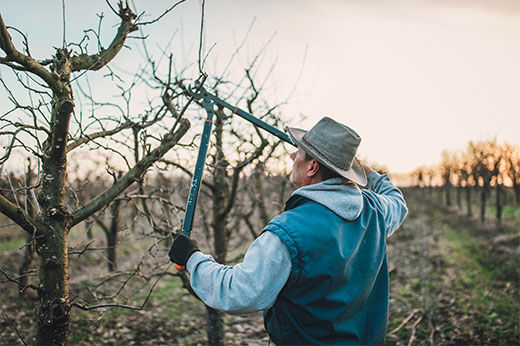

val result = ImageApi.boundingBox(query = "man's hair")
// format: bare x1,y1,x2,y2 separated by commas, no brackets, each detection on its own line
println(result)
303,152,341,181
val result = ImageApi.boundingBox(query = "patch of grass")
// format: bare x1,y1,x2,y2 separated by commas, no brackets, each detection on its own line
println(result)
0,237,26,251
486,204,520,228
68,311,104,345
438,217,520,343
503,205,520,228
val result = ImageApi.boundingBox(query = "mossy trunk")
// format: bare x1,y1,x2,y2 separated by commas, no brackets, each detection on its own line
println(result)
35,49,74,345
36,156,71,345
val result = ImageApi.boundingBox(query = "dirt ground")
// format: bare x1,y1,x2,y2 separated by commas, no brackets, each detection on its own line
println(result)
1,189,519,345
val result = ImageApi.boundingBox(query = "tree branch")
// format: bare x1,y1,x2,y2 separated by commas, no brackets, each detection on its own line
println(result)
66,121,132,152
0,194,38,235
222,138,268,217
70,118,190,227
160,158,215,190
70,2,138,72
0,14,58,90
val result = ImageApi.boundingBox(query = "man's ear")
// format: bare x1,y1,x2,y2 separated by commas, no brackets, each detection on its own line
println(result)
306,159,320,178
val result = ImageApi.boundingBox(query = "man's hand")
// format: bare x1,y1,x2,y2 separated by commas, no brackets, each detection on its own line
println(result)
169,234,200,267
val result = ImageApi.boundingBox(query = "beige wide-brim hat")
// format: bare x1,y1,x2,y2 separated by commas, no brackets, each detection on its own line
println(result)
286,116,367,186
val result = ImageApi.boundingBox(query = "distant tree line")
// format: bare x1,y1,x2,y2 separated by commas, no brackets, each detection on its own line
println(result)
409,139,519,230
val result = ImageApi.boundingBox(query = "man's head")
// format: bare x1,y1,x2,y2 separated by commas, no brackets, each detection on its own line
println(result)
287,116,367,188
289,148,341,187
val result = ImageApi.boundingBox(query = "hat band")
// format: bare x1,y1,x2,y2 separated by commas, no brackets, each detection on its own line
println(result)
302,135,354,171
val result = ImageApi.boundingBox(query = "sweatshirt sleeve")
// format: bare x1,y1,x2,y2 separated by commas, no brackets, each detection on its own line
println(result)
366,171,408,237
185,231,291,315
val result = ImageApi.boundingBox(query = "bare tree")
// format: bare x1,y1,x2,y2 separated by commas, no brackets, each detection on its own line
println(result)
160,61,290,343
194,75,286,345
439,150,456,207
0,2,192,344
503,142,520,206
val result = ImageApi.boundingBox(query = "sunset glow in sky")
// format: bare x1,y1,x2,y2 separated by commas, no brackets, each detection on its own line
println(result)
2,0,519,173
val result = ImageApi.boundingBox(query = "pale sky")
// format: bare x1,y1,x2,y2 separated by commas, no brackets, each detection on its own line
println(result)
1,0,519,173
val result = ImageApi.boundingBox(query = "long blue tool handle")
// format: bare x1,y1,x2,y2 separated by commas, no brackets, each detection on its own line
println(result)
206,93,295,146
181,101,214,238
176,82,295,270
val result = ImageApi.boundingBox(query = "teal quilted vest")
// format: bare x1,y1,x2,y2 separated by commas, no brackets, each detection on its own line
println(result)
263,194,389,345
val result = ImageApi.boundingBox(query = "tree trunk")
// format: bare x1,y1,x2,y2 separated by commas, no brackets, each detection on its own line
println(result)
212,113,229,265
456,185,462,209
207,112,227,345
480,185,487,223
206,306,225,345
253,165,270,225
277,178,287,214
106,229,118,272
107,192,122,271
18,232,34,296
35,222,70,345
444,182,451,207
35,49,74,345
495,183,503,231
465,186,472,216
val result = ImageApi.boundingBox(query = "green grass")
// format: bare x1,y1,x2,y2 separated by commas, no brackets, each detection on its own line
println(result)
0,237,26,251
484,204,520,227
68,313,104,345
439,219,519,343
502,205,520,228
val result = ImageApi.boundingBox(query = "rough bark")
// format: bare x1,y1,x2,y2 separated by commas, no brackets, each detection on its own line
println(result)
34,46,74,345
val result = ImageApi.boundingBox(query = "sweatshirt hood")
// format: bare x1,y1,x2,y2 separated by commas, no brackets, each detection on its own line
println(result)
291,177,363,221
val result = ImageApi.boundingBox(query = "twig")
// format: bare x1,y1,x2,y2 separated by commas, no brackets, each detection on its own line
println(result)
407,315,423,346
71,263,171,311
388,308,420,336
68,240,95,257
105,0,119,16
0,267,38,292
198,0,206,74
1,310,27,346
137,0,187,25
7,174,21,208
61,0,66,48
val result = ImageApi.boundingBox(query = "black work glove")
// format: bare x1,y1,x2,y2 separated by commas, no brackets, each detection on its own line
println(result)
169,234,200,267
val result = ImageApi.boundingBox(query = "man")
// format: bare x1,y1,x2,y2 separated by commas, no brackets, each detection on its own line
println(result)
169,116,408,345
